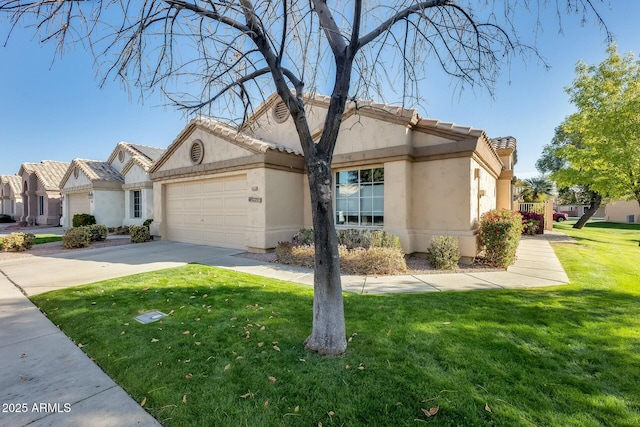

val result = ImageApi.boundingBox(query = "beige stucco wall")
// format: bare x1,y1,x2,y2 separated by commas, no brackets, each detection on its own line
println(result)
92,189,126,227
605,200,640,223
334,114,411,154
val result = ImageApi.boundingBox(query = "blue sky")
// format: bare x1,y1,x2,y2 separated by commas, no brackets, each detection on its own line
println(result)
1,2,638,179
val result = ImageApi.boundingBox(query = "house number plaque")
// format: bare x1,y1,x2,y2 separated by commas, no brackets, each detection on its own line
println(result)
248,197,263,203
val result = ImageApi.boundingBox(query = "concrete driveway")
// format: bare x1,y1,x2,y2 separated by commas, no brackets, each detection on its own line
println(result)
0,241,265,295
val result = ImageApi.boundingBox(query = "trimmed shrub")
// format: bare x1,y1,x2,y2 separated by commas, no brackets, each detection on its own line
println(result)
143,219,154,228
0,214,15,223
336,229,401,249
130,225,151,243
85,224,108,242
522,219,540,236
518,211,544,234
72,213,96,228
426,236,460,270
292,228,314,246
275,240,407,275
478,209,523,268
2,232,35,252
275,242,315,269
108,226,130,235
62,227,90,249
339,246,407,275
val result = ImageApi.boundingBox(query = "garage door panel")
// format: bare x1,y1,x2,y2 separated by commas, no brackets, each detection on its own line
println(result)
68,193,91,219
165,175,247,249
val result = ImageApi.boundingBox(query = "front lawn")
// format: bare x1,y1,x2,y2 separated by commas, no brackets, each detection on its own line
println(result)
31,222,640,426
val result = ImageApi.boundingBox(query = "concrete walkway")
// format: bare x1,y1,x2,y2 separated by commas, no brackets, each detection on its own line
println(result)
0,232,571,426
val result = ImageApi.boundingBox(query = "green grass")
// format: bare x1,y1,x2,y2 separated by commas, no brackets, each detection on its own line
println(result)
30,222,640,426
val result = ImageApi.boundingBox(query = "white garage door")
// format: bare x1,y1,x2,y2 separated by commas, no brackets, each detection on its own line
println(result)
165,175,247,249
68,193,91,220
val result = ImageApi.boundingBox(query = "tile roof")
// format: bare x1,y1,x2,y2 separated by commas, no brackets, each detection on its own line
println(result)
490,136,517,151
416,118,486,138
193,117,303,156
108,142,167,171
20,161,70,191
75,159,124,182
1,175,22,194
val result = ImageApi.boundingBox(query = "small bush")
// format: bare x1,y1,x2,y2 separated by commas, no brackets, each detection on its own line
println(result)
2,232,35,252
84,224,108,242
336,229,401,249
108,226,130,235
518,211,544,234
143,219,154,228
522,219,540,236
275,239,407,275
478,209,523,268
130,225,151,243
62,227,90,249
292,228,314,246
275,242,315,269
72,213,96,228
0,214,15,223
426,236,460,270
339,246,407,275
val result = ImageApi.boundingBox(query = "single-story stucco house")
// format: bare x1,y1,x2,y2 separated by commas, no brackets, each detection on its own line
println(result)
149,93,517,261
0,175,23,220
605,199,640,224
18,160,69,226
59,142,166,228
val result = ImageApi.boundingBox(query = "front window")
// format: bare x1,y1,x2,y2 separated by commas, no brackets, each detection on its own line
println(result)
335,167,384,227
38,196,45,215
132,190,142,218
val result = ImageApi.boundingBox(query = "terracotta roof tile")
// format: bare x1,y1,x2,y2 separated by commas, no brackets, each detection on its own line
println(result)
490,136,517,151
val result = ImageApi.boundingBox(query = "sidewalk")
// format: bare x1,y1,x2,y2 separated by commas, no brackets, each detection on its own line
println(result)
0,233,571,426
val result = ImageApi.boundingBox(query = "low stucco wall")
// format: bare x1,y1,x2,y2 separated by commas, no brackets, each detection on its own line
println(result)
605,200,640,223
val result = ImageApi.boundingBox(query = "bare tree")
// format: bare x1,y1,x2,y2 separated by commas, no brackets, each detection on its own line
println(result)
1,0,609,355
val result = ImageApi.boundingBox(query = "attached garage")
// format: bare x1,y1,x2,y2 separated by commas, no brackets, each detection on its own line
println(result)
67,192,91,219
164,175,248,249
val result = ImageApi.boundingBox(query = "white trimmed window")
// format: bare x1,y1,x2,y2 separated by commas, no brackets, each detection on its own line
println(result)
335,167,384,227
132,190,142,218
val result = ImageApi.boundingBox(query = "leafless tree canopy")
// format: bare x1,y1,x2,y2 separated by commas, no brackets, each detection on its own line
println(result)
1,0,608,123
0,0,610,355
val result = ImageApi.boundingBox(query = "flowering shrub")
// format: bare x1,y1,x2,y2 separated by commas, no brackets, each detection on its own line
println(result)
426,236,460,270
62,227,90,249
478,209,523,268
518,211,544,235
1,232,35,252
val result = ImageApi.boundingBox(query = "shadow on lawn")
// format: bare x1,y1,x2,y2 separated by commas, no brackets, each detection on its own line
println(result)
31,269,640,427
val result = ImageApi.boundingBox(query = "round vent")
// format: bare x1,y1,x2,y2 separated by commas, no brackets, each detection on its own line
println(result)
190,140,204,165
272,101,290,123
118,150,125,162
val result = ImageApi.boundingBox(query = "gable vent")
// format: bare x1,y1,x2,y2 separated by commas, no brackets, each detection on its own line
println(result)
190,140,204,165
272,101,290,123
118,150,125,162
73,166,79,179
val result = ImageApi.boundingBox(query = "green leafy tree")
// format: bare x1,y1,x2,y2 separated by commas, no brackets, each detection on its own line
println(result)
553,45,640,231
537,125,604,228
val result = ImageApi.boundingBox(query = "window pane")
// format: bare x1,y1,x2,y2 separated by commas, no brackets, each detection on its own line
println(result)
336,171,358,185
336,183,358,198
373,168,384,183
360,197,373,214
372,197,384,214
360,215,373,226
359,169,372,183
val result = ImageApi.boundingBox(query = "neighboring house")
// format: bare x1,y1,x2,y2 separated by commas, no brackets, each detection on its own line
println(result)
556,204,605,218
150,94,516,261
59,159,125,228
60,142,166,228
18,160,69,226
604,200,640,224
107,142,166,226
0,175,23,220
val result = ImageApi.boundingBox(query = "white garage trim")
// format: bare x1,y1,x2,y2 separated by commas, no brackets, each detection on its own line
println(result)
164,175,247,249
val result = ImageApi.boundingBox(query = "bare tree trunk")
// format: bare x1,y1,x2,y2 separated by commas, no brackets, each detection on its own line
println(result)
303,156,346,355
573,193,602,229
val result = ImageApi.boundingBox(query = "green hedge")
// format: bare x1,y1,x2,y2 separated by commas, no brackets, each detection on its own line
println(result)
62,227,90,249
426,236,460,270
478,209,523,268
130,225,151,243
72,213,96,228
